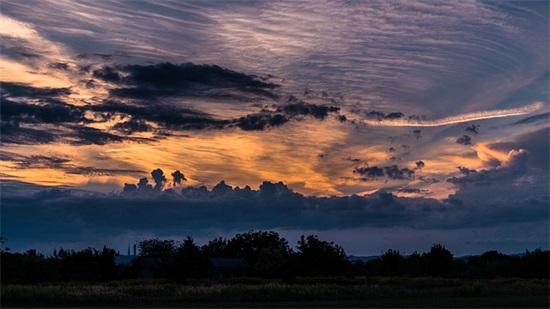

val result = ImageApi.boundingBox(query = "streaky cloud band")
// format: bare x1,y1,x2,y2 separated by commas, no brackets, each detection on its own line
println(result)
362,102,545,127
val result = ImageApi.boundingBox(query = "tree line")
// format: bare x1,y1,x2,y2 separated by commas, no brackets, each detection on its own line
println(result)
1,230,548,283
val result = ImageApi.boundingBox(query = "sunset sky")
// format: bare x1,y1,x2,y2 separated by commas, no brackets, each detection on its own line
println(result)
1,1,548,255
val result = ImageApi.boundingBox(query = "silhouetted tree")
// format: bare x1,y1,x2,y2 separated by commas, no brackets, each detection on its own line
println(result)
254,247,288,278
423,244,454,276
0,234,9,252
226,230,292,268
466,250,516,278
1,249,51,283
404,251,424,276
169,236,208,280
294,235,350,276
201,237,229,257
520,248,549,278
138,238,177,257
380,249,405,276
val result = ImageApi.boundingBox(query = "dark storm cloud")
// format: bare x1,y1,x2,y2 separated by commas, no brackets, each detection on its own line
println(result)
1,81,227,144
1,93,339,146
456,135,472,145
0,83,120,146
364,110,406,121
90,100,230,130
364,111,386,120
447,149,531,188
276,102,340,120
67,126,125,145
233,113,288,131
2,175,547,249
445,149,548,224
354,166,384,178
354,165,415,180
93,99,339,132
384,112,404,120
94,62,279,99
1,82,71,98
1,98,87,125
489,127,550,171
0,122,57,144
384,165,415,180
1,65,341,146
92,66,122,82
112,118,152,134
457,166,477,176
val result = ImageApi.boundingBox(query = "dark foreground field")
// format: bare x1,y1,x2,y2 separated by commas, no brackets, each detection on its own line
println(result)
2,277,548,308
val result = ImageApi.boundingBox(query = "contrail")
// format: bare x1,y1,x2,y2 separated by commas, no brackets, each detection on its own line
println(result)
362,102,545,127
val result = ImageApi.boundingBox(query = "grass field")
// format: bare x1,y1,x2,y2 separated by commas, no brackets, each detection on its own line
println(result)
2,277,548,308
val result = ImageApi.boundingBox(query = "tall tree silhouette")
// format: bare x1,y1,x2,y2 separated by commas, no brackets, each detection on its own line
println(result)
295,235,350,276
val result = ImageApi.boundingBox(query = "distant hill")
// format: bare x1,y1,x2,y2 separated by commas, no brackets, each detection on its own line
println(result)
349,253,528,263
347,255,379,263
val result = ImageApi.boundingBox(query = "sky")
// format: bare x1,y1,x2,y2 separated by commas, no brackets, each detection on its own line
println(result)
1,0,549,256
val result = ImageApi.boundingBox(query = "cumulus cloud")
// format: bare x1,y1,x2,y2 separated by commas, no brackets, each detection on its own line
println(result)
2,174,547,252
171,170,186,186
447,148,546,205
151,168,167,191
137,177,152,191
488,127,550,171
